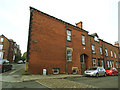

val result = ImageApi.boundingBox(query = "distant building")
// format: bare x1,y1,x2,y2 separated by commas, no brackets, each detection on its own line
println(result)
0,34,21,63
27,7,120,74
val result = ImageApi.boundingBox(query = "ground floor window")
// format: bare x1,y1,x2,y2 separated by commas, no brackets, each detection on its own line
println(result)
67,48,73,62
110,60,112,67
92,58,96,67
72,67,78,74
112,60,114,67
0,52,3,59
106,60,109,67
119,62,120,68
116,61,118,68
52,68,60,74
101,60,104,67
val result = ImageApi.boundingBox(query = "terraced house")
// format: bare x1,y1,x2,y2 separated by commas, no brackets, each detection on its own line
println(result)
27,7,120,75
0,35,21,63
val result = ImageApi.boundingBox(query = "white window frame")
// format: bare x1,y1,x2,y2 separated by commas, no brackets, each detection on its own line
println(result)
94,36,99,42
105,48,108,56
0,38,4,42
101,60,104,67
111,50,113,57
110,61,112,67
67,30,71,41
112,61,114,67
0,45,3,50
114,52,116,58
92,58,96,67
82,35,85,45
0,52,3,59
92,45,95,54
53,68,59,74
67,48,72,61
107,60,109,67
116,61,118,68
100,47,102,55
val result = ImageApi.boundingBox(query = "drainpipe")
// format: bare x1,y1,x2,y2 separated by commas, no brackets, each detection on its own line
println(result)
65,24,68,74
101,40,106,68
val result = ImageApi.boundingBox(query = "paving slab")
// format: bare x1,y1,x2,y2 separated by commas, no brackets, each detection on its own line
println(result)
36,78,96,88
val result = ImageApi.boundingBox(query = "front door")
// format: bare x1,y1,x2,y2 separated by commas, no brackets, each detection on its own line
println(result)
80,54,86,75
98,59,100,67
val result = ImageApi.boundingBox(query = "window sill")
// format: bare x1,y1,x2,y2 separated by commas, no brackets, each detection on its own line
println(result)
92,52,96,55
67,60,72,62
82,44,86,46
67,40,72,42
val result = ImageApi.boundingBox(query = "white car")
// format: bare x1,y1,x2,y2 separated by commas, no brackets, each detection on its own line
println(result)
17,60,23,64
84,67,106,77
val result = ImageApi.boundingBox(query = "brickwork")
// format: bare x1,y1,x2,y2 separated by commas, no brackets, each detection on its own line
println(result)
0,35,21,63
27,7,119,75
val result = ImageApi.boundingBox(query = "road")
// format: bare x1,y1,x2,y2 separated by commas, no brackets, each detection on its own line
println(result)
66,75,118,88
1,64,49,89
0,64,119,89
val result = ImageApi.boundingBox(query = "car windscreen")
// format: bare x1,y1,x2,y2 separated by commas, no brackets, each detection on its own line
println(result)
88,67,97,70
105,68,112,70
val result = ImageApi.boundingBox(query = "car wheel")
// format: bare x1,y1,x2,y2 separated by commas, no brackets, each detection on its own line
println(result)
3,69,6,72
96,73,99,78
112,73,114,76
104,73,106,77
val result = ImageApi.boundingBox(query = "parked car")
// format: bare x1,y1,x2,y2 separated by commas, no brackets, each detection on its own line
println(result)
0,59,12,73
105,68,118,76
17,60,23,64
84,67,106,77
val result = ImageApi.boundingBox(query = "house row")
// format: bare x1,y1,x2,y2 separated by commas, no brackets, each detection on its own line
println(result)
27,7,120,75
0,34,21,63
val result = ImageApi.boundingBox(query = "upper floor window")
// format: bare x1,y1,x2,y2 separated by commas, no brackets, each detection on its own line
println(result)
92,44,95,54
100,47,102,55
92,58,96,67
0,38,4,42
111,50,113,57
94,36,99,42
0,44,3,50
67,30,71,41
105,48,108,56
82,35,85,45
114,52,116,58
67,48,72,61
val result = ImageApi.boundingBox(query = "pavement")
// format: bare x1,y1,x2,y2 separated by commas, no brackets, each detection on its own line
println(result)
0,64,97,88
0,74,83,82
0,74,96,88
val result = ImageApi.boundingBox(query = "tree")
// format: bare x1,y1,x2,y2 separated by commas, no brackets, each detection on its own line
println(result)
21,52,27,62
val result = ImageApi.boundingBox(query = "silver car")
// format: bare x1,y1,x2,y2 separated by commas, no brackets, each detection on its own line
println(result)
84,67,106,77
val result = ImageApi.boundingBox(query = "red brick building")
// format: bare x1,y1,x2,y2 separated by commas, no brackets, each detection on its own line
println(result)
0,35,21,63
27,7,120,74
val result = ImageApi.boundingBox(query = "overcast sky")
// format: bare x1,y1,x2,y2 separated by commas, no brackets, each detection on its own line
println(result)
0,0,119,54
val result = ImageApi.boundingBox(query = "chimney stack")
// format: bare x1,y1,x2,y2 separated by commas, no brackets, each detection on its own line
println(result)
114,41,119,47
76,21,83,29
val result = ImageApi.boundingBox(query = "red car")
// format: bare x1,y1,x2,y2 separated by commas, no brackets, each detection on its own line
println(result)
105,68,118,76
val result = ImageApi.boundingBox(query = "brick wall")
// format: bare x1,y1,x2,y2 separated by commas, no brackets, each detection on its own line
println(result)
27,7,119,75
